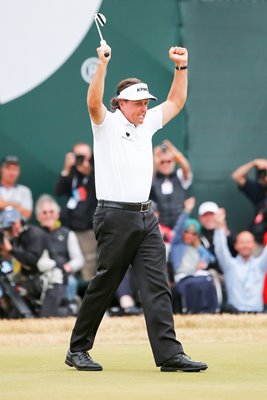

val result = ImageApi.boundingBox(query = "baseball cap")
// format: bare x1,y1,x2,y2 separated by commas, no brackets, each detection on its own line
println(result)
184,218,201,234
117,83,157,101
198,201,219,216
0,207,21,229
1,155,20,166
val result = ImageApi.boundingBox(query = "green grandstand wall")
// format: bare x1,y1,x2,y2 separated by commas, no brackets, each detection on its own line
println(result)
1,0,267,231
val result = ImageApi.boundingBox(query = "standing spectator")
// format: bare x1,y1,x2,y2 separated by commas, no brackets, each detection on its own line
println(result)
214,208,267,313
55,143,98,281
150,139,192,229
232,158,267,243
0,155,33,220
35,194,84,308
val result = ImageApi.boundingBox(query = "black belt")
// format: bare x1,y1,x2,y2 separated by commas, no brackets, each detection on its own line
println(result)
97,200,152,212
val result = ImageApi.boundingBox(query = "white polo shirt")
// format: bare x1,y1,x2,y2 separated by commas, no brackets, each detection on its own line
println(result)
0,184,33,213
91,106,162,202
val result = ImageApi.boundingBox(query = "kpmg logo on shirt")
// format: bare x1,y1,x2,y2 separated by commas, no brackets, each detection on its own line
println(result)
122,132,133,142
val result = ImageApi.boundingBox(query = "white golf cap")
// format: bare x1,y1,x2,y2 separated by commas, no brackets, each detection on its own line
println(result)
117,83,157,101
198,201,219,216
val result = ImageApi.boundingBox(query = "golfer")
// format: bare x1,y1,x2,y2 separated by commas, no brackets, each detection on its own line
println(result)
65,42,208,372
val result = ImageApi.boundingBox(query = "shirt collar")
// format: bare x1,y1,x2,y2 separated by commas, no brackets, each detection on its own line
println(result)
114,109,136,128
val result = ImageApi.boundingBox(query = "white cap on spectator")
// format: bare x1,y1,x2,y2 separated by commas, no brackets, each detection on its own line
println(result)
198,201,219,216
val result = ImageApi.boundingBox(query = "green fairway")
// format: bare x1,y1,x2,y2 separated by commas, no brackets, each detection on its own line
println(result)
1,315,267,400
1,341,267,400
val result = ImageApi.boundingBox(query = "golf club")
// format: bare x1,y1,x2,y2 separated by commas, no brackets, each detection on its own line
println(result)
94,13,109,57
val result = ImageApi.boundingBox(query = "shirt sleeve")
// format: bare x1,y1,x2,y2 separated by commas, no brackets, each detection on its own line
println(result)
257,245,267,273
177,168,193,190
19,186,33,212
214,228,235,272
67,231,85,272
146,105,163,135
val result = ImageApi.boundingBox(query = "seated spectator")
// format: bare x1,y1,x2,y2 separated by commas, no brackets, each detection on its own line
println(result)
169,197,220,314
55,143,98,282
35,194,84,312
232,158,267,244
0,155,33,220
0,207,65,317
214,208,267,313
150,140,193,229
108,267,143,316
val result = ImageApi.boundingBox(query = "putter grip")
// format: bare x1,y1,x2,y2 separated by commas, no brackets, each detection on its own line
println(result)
100,39,110,57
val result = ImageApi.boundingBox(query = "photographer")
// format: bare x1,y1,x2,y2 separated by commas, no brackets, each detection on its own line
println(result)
150,139,193,229
55,143,98,282
232,158,267,244
0,207,65,317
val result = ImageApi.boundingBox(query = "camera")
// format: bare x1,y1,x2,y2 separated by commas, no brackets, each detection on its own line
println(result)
75,154,85,166
160,143,168,153
0,225,13,246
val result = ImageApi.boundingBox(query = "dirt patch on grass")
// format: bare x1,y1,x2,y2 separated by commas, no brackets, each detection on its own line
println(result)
0,314,267,346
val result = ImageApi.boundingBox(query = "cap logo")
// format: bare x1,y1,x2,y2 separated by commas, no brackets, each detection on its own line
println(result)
137,87,148,92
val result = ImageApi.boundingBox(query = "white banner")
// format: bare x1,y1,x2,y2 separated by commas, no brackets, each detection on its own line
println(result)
0,0,102,104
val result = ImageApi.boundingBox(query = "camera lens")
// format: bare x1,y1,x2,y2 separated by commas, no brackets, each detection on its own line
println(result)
75,154,85,166
160,143,168,153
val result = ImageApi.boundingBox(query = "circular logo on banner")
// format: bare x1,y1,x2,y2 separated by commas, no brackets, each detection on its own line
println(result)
0,0,103,104
81,58,99,84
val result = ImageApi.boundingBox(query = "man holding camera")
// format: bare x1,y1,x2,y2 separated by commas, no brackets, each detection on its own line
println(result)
55,143,98,281
232,158,267,244
0,207,64,317
150,139,192,229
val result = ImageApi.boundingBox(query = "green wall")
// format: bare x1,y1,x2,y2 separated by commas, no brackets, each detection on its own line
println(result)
1,0,267,231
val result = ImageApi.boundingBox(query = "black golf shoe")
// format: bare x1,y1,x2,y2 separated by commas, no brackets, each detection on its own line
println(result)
65,349,103,371
160,353,208,372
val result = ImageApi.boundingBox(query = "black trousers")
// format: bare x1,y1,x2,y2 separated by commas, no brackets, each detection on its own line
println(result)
69,205,183,366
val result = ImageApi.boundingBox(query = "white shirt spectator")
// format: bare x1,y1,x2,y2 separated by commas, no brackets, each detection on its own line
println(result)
214,228,267,312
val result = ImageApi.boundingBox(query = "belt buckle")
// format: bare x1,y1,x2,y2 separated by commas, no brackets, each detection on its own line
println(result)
140,202,149,212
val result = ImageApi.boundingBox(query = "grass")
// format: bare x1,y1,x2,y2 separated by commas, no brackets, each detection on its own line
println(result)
1,314,267,400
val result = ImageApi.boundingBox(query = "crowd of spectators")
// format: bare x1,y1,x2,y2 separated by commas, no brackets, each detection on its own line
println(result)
0,145,267,318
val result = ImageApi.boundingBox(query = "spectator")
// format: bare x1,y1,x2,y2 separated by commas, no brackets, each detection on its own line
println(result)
108,267,143,316
0,155,33,220
35,194,84,310
214,208,267,313
232,158,267,243
0,207,65,317
150,139,192,229
55,143,98,281
198,201,236,280
169,197,220,314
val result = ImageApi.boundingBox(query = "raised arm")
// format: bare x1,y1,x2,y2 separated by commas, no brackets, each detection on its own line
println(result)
161,46,188,126
232,159,267,186
87,43,111,124
213,209,234,272
163,139,191,181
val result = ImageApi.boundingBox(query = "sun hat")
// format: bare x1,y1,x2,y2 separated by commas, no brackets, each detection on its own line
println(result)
117,83,157,101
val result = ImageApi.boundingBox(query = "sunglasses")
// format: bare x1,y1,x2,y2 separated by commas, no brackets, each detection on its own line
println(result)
41,210,56,215
160,160,172,165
